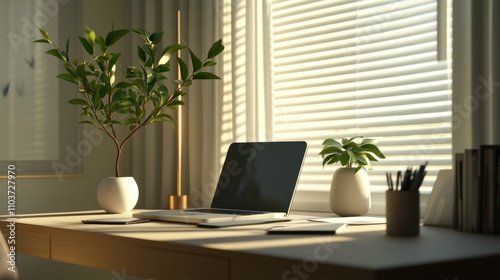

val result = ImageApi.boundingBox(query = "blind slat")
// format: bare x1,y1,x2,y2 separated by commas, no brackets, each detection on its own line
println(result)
271,0,453,195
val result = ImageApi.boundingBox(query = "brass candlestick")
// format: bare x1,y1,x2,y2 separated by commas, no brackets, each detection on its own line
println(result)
168,194,189,210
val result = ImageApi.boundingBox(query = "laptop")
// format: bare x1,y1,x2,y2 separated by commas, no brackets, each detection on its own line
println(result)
133,141,307,224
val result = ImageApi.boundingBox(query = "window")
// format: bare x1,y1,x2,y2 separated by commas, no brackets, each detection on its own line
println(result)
0,0,81,177
220,0,453,214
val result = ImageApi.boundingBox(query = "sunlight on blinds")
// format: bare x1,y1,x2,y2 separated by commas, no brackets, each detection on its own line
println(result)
272,0,453,193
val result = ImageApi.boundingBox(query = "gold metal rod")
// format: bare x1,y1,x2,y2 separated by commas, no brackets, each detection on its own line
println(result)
176,9,182,197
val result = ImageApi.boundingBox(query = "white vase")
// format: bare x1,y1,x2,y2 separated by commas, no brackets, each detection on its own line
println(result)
97,177,139,214
329,168,371,216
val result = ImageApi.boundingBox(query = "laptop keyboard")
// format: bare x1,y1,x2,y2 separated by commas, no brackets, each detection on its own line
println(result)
184,208,266,215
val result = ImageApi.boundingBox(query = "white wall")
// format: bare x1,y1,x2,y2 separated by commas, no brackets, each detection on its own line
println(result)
0,0,148,279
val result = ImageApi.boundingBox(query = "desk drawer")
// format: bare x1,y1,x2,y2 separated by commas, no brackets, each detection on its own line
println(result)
51,232,229,280
17,230,50,258
1,227,50,259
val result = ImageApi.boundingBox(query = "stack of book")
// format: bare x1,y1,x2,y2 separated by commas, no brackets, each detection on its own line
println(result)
454,145,500,234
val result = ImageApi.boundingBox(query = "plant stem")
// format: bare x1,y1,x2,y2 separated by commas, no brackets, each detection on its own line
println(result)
115,144,122,177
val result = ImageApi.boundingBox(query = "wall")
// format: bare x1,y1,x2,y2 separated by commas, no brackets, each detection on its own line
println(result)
0,0,146,279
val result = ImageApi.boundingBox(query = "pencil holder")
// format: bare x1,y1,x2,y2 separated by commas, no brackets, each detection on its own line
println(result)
386,190,420,236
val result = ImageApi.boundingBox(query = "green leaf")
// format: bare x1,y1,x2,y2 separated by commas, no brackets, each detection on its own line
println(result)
78,36,94,55
103,119,121,126
78,120,96,126
193,72,220,80
45,49,65,61
106,29,130,46
361,138,377,145
149,31,164,44
155,113,173,120
136,107,145,119
65,35,71,55
122,118,137,126
98,85,108,98
108,53,121,71
347,136,363,143
111,89,126,102
137,45,146,63
78,121,95,126
189,48,202,72
57,73,78,84
159,44,186,65
132,28,149,42
143,44,156,67
68,98,90,106
114,82,133,89
137,95,145,106
167,100,185,109
322,138,342,148
155,64,170,73
346,141,360,149
84,26,96,44
357,153,369,165
319,146,343,155
38,27,51,41
207,39,224,58
178,57,188,80
362,144,386,158
361,151,378,161
95,35,106,53
145,68,157,84
322,154,340,166
75,64,87,79
339,151,350,166
347,148,358,164
157,84,168,94
149,118,163,124
150,113,174,124
92,91,101,108
131,79,145,91
118,100,134,107
34,38,51,44
80,108,94,117
126,66,141,78
203,61,217,67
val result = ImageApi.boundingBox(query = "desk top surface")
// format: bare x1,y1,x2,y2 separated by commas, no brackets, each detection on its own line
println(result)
4,210,500,272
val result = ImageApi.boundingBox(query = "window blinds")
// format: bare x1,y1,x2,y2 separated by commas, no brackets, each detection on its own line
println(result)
271,0,452,194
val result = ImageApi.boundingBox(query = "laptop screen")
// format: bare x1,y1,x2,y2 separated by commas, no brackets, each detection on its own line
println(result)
210,141,307,213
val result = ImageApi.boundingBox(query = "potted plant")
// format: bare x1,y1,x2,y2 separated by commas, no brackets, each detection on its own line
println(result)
319,136,385,216
36,26,224,213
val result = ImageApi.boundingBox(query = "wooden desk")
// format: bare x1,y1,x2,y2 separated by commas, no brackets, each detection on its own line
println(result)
2,211,500,280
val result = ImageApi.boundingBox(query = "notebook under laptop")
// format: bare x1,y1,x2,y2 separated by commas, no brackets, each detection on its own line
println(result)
133,141,307,224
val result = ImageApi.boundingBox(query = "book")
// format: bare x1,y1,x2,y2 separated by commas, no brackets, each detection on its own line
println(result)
480,145,498,234
464,149,481,232
454,153,464,231
494,150,500,234
454,146,500,235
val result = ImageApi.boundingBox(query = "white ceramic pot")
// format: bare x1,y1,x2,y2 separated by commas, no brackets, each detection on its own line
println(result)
329,168,371,216
97,177,139,214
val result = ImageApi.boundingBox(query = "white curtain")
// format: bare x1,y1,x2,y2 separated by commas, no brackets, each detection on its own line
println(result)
185,0,274,205
126,0,224,209
452,0,500,152
222,0,274,142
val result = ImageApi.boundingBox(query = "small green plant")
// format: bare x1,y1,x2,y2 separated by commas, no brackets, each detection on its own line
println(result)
36,26,224,177
319,136,386,173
